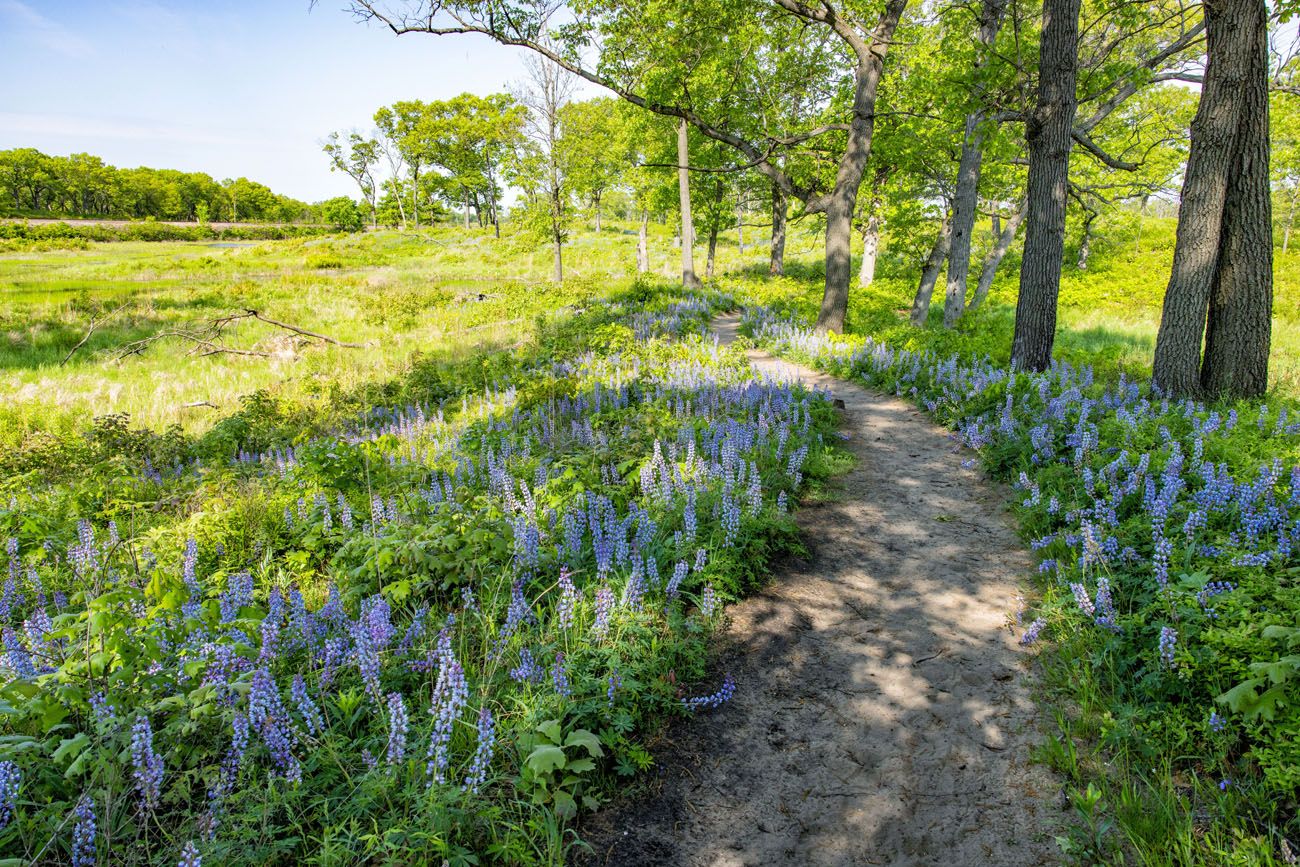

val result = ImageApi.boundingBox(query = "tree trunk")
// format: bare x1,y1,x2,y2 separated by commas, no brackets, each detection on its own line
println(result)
1200,0,1272,398
677,120,702,289
1283,185,1297,253
594,195,602,232
858,212,881,287
707,223,719,278
910,212,952,327
1153,0,1271,399
968,200,1026,314
992,211,1001,237
770,181,787,276
637,209,650,272
412,165,420,229
1076,208,1096,269
553,236,564,282
814,0,908,334
464,190,470,229
1010,0,1080,371
942,0,1010,329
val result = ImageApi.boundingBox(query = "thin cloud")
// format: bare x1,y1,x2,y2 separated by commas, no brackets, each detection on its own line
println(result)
0,0,96,59
0,112,268,149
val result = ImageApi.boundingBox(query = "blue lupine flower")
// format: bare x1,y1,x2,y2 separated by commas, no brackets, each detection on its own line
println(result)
0,761,19,831
1019,618,1046,646
551,653,571,698
71,794,96,867
555,568,577,630
130,715,164,811
426,656,468,785
386,692,409,765
592,585,614,638
1159,626,1178,668
178,841,201,867
463,705,496,794
1209,711,1227,733
682,673,736,711
290,674,325,736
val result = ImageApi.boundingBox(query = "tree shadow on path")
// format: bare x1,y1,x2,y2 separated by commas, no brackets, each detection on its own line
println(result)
578,313,1061,867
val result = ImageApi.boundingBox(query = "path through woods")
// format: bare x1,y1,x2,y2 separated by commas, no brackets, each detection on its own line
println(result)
580,313,1060,866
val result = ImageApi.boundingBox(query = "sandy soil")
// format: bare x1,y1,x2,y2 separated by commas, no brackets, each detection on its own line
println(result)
579,313,1061,866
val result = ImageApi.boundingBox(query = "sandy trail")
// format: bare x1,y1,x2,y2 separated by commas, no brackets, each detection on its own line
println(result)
580,313,1060,866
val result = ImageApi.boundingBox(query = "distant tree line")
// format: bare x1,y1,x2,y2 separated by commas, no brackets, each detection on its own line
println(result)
0,148,315,223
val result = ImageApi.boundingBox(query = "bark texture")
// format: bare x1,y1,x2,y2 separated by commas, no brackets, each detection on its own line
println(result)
910,212,952,327
1010,0,1080,371
1153,0,1272,399
859,212,881,287
770,182,787,276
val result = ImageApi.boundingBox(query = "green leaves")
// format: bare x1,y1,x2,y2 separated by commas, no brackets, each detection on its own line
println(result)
517,720,606,819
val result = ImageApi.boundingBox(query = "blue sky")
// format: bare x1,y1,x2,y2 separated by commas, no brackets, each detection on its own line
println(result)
0,1,552,201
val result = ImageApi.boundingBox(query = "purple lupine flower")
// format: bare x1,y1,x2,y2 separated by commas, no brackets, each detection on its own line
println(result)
551,653,571,698
1209,711,1227,733
130,715,164,811
592,585,614,638
667,561,688,599
290,674,324,736
1019,618,1047,646
694,548,707,572
1069,583,1095,617
0,761,19,831
217,712,250,797
177,841,201,867
682,673,736,711
350,618,382,698
71,794,96,867
700,583,719,618
2,628,35,678
463,706,496,794
509,648,543,684
1159,626,1178,668
426,657,468,785
249,668,301,783
555,568,578,630
364,596,396,648
361,749,379,772
386,692,409,765
607,670,622,707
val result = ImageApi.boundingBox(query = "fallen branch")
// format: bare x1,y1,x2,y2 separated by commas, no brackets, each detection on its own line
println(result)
113,308,363,360
61,303,130,366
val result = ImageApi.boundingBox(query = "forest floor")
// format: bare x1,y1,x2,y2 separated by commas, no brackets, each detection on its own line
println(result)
580,312,1061,866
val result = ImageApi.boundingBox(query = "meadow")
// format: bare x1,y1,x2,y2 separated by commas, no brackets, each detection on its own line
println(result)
0,215,1298,864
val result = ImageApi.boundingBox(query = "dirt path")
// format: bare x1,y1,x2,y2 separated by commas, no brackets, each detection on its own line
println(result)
580,313,1060,866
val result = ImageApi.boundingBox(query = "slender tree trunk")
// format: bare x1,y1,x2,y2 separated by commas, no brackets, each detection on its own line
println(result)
1076,208,1096,269
968,200,1026,314
1283,185,1298,253
942,0,1010,329
910,212,952,326
637,209,649,272
1201,0,1272,398
859,212,882,287
412,165,420,229
992,211,1001,237
553,235,564,282
677,120,703,288
1134,194,1148,253
1154,0,1271,398
1011,0,1080,371
814,0,908,334
594,195,602,232
770,182,787,276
